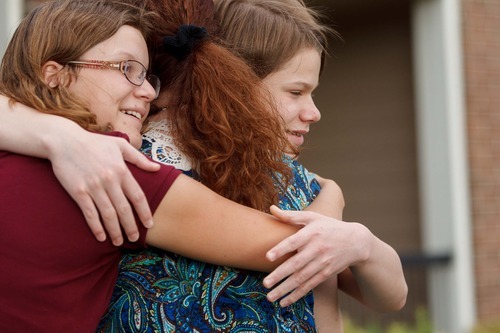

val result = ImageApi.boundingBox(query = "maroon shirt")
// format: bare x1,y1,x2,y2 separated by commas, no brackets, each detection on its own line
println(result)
0,134,181,332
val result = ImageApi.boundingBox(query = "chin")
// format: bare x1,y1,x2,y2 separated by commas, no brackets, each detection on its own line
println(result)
130,136,142,149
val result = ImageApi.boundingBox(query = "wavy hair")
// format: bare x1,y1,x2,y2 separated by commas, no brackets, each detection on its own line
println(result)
141,0,292,211
0,0,155,131
214,0,337,78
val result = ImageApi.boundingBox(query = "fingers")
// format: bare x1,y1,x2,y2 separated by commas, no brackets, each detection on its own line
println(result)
66,164,143,246
271,270,330,307
82,140,155,244
89,165,150,245
49,133,157,246
264,237,317,288
266,213,316,262
104,181,139,244
266,231,307,263
118,141,155,230
72,192,106,242
121,142,160,172
89,187,123,246
81,168,127,245
120,167,154,231
270,205,314,226
264,209,346,307
265,252,336,307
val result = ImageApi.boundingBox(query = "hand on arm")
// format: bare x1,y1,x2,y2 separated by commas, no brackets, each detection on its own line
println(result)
48,130,160,246
0,95,160,245
303,175,345,330
313,177,407,311
264,179,407,311
262,206,367,307
262,175,346,310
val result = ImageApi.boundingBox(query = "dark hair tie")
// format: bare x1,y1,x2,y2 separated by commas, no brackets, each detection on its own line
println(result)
162,25,208,61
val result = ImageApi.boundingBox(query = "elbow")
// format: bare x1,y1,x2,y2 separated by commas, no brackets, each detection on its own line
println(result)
378,281,408,312
395,282,409,311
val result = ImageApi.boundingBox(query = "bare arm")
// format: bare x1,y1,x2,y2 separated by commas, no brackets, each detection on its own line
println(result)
313,277,343,332
264,175,407,313
147,174,299,271
0,95,160,245
307,176,345,331
337,230,408,311
313,177,407,312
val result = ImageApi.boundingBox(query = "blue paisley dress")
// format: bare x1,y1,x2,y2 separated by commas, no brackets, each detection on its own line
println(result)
97,120,321,333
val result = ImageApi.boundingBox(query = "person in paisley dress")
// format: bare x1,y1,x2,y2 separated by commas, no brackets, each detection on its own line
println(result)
97,0,321,331
1,1,340,330
97,0,407,332
0,0,407,331
214,1,408,330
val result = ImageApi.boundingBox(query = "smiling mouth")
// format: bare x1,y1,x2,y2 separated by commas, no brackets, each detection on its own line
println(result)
287,130,303,137
121,110,142,121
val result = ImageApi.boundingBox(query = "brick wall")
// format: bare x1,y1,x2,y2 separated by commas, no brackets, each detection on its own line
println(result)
462,0,500,322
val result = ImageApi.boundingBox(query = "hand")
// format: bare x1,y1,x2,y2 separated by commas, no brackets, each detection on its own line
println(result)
263,206,370,307
49,131,160,245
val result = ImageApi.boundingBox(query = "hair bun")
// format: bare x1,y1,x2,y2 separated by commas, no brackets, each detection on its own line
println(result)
162,25,208,61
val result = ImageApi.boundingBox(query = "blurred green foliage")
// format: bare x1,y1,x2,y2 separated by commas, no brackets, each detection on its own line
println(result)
343,307,432,333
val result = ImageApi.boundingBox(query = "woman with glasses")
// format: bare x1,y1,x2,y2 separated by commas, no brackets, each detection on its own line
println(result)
0,0,346,331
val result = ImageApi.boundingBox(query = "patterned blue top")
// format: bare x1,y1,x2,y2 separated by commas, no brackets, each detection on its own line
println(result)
97,126,321,332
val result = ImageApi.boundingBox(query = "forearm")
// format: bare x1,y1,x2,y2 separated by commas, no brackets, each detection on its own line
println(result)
305,177,345,327
339,225,408,312
313,276,343,333
307,174,407,311
0,95,80,158
148,174,299,272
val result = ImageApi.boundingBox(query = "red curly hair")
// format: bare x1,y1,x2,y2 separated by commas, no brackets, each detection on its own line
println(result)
142,0,292,211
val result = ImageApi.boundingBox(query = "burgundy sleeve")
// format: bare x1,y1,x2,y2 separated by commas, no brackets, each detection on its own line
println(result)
122,163,182,248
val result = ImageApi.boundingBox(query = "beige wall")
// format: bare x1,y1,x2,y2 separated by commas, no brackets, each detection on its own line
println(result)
302,1,420,254
300,0,422,324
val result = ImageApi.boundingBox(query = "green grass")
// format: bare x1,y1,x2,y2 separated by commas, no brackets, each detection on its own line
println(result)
472,320,500,333
344,309,500,333
344,307,432,333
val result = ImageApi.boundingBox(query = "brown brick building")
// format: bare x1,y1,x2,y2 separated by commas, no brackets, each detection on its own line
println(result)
302,0,500,331
463,0,500,323
1,0,499,332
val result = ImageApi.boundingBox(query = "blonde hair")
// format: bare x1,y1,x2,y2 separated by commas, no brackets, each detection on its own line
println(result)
214,0,336,78
0,0,155,131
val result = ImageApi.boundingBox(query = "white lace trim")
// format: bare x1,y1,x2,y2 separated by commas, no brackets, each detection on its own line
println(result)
142,119,193,171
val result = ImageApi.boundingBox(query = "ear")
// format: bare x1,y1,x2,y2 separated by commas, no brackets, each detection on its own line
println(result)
42,61,66,88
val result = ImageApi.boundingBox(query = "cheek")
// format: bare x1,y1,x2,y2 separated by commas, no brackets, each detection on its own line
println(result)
277,101,299,125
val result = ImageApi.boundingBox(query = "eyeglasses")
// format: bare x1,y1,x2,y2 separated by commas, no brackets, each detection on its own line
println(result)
66,60,161,99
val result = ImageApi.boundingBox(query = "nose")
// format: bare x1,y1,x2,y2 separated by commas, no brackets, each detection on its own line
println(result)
300,97,321,123
136,79,157,102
